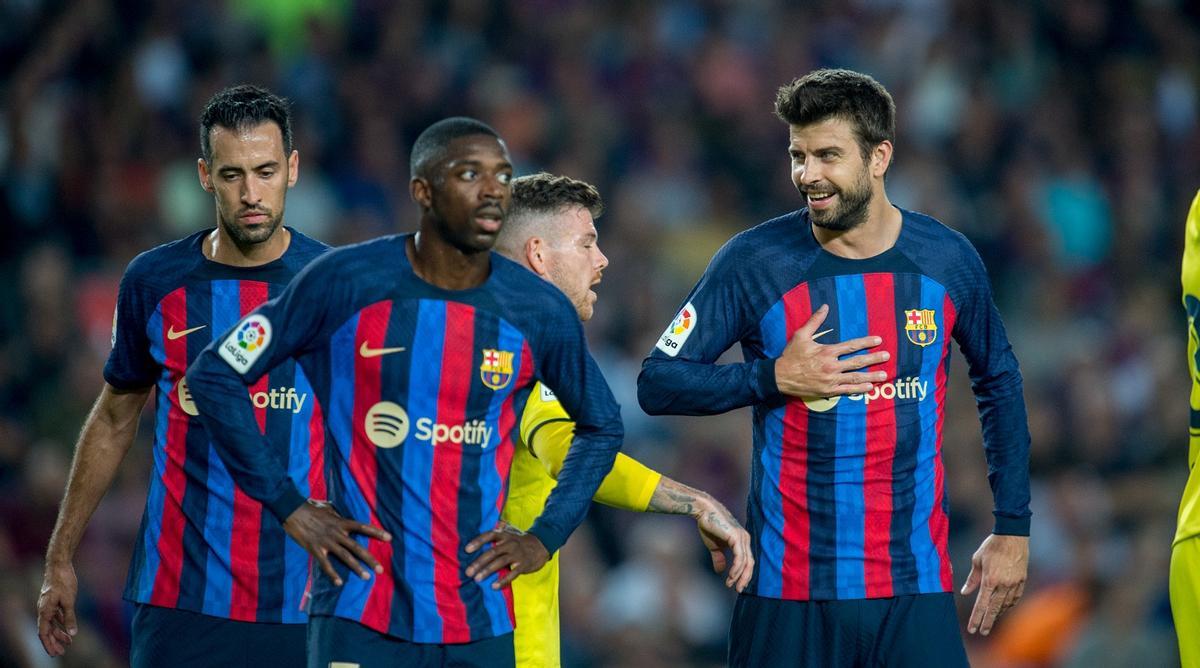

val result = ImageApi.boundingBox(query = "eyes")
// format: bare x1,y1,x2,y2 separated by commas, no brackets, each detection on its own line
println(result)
789,150,840,163
220,168,277,182
459,169,512,185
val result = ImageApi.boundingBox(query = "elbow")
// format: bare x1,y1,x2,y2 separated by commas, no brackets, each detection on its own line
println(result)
638,392,669,416
636,365,671,415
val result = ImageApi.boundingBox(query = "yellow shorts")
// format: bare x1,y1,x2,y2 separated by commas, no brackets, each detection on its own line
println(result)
1171,537,1200,667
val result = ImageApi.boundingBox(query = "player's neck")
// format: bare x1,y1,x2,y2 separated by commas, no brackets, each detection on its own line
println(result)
205,226,291,267
408,232,491,290
812,194,901,260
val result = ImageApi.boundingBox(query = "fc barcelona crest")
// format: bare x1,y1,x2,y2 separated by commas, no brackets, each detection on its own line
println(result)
904,309,938,347
480,349,515,390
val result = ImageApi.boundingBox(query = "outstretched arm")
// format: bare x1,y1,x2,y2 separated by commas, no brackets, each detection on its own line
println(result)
39,383,150,657
490,413,754,591
644,477,754,592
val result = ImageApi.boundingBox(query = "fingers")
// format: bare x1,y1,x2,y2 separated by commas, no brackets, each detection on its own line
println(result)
794,305,830,340
960,562,981,596
494,567,522,588
834,350,890,372
709,548,728,574
465,530,501,554
343,537,384,576
348,521,392,542
314,549,344,587
729,532,754,593
37,603,67,657
976,584,1009,635
328,541,373,581
466,544,509,581
60,602,78,640
830,335,884,358
967,584,993,634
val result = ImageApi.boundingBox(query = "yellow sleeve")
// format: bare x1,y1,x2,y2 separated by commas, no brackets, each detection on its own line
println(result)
523,384,662,512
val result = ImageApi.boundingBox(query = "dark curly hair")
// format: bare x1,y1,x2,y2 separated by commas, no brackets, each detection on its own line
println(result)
774,69,895,159
199,84,293,163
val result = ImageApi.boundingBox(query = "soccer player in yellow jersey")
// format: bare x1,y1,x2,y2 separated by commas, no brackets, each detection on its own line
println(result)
1174,188,1200,667
470,172,754,667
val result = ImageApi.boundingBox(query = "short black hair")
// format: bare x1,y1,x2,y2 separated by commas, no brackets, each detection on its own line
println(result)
199,84,293,163
410,117,500,179
510,172,604,220
775,69,896,158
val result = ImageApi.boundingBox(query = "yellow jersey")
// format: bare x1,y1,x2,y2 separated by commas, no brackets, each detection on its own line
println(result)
1179,189,1200,545
503,383,661,668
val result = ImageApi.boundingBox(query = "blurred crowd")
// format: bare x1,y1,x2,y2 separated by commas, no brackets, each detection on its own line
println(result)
2,0,1199,666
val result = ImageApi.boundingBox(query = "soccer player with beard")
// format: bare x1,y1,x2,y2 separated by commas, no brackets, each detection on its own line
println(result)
481,172,753,667
35,85,384,667
637,69,1032,666
185,118,624,667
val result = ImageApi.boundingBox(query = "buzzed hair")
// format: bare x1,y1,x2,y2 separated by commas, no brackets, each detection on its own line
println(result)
775,68,896,159
410,117,500,179
496,173,603,256
200,84,293,163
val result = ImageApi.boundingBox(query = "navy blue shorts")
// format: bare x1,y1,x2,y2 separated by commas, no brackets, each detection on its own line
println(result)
129,603,305,668
728,592,969,667
307,614,515,668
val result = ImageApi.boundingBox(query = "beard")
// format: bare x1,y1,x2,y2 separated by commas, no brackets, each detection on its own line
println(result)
219,207,283,246
807,170,873,232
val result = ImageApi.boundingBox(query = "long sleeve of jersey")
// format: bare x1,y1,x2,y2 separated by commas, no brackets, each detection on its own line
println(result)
638,240,784,415
523,318,624,554
186,259,334,522
946,245,1032,536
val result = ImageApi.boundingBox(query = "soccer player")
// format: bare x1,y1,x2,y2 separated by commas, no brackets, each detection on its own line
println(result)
1173,188,1200,666
637,69,1032,666
477,172,753,667
34,85,382,667
184,118,624,667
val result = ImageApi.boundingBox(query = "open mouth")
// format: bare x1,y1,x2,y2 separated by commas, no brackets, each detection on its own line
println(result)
475,209,503,232
806,192,836,208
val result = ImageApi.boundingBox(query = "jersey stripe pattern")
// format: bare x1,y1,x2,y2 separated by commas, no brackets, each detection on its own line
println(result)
754,273,955,599
110,230,327,623
312,298,533,642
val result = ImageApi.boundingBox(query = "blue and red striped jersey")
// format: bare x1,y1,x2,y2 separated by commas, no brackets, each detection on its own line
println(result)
638,208,1030,601
185,233,623,643
103,228,328,622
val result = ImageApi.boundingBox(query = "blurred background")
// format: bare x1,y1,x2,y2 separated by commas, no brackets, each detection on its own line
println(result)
2,0,1198,666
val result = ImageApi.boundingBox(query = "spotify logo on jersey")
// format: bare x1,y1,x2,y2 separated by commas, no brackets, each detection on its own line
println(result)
365,401,409,448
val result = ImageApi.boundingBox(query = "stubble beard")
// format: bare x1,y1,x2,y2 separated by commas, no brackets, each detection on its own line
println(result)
220,209,283,246
808,172,873,233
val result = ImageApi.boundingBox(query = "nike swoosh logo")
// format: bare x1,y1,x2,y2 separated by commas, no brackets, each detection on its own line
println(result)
359,341,407,358
167,325,207,340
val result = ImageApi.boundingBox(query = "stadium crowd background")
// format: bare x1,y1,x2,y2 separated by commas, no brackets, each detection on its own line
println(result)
2,1,1198,666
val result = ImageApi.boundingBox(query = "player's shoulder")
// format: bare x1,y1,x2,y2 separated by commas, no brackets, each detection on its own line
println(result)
489,253,579,319
298,233,401,280
709,210,812,269
122,230,208,293
283,227,332,264
897,208,984,269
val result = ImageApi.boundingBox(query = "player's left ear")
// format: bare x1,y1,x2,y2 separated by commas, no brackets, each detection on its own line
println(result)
286,150,299,188
871,140,893,178
197,158,214,193
525,237,550,277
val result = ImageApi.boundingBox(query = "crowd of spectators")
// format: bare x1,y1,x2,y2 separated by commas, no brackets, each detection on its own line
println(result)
2,1,1198,665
